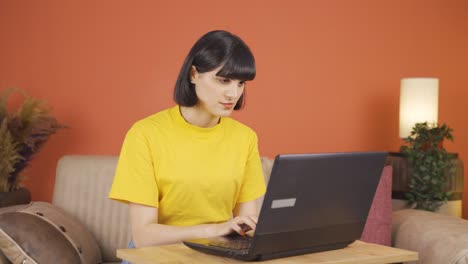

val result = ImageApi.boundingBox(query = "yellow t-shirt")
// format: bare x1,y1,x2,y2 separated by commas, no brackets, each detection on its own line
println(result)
109,105,266,226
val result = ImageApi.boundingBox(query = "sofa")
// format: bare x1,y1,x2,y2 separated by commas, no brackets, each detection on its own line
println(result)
0,155,467,264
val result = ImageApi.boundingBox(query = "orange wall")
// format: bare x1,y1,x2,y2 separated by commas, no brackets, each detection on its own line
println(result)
1,1,468,215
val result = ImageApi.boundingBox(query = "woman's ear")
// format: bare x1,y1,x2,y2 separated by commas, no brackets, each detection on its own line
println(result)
190,66,198,83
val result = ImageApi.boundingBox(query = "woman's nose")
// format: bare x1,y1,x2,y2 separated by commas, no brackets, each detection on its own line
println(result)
225,85,239,98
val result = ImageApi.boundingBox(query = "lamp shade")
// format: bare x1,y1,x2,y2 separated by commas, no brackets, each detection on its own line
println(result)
399,78,439,138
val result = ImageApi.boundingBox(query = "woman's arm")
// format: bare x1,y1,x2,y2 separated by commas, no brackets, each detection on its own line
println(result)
233,199,259,217
130,202,258,247
232,199,261,235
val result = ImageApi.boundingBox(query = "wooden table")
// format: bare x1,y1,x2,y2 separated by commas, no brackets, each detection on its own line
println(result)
117,240,418,264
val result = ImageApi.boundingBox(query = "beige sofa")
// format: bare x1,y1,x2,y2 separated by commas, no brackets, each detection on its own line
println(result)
1,155,468,264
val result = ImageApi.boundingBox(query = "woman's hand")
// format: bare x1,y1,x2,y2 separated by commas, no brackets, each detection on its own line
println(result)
212,215,258,237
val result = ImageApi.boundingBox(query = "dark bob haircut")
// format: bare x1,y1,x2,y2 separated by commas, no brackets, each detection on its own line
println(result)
174,30,256,110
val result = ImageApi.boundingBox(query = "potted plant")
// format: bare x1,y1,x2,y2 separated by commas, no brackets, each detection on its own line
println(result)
0,89,64,207
400,122,456,211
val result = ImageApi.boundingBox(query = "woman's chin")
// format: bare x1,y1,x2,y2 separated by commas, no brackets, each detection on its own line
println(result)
219,109,234,117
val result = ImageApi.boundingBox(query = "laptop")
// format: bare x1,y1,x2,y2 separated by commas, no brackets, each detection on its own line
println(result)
183,151,388,261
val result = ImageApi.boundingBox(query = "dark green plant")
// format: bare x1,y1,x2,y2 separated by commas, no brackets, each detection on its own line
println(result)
400,122,455,211
0,89,65,192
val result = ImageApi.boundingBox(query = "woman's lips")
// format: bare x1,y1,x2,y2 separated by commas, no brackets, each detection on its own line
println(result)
221,103,234,108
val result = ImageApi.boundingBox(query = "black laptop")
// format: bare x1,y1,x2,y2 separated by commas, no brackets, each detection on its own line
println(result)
183,152,388,261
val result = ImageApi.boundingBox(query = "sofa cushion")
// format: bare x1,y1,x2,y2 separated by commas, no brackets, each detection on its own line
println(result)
0,202,102,264
360,165,392,246
393,209,468,264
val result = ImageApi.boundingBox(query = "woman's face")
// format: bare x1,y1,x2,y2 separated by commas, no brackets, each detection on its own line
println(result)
191,66,245,118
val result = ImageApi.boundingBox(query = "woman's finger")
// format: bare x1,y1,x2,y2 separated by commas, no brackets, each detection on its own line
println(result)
230,223,244,235
239,217,257,231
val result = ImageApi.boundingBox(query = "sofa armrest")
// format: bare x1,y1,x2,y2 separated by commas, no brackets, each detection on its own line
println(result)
392,209,468,264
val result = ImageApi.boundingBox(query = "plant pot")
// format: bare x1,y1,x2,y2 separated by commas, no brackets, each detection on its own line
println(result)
0,187,31,208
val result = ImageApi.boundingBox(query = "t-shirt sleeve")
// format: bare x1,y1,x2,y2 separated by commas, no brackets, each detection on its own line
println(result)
236,132,267,203
108,123,159,207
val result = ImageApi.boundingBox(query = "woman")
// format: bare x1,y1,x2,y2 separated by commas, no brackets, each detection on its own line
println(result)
109,30,266,252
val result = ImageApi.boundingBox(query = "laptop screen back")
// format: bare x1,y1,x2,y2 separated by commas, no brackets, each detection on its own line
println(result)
254,152,387,241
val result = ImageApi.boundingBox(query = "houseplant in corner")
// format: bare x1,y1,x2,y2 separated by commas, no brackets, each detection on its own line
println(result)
400,122,456,212
0,89,64,207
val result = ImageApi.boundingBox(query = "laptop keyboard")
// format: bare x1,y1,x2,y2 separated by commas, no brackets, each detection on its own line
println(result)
208,236,253,250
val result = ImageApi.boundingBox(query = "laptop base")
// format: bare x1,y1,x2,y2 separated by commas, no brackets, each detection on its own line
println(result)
183,240,255,261
184,240,354,261
257,241,353,261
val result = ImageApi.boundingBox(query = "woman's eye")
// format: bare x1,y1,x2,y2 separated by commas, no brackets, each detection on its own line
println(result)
218,78,231,84
238,81,246,87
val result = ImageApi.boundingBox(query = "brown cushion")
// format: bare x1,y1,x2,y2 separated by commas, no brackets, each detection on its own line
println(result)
0,202,102,264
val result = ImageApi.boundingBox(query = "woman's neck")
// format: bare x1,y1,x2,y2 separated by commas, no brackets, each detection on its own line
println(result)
179,106,220,128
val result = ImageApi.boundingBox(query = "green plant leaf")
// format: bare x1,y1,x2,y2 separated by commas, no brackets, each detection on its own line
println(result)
399,121,455,212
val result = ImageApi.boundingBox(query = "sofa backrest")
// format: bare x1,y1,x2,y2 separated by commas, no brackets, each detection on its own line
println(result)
52,155,129,262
